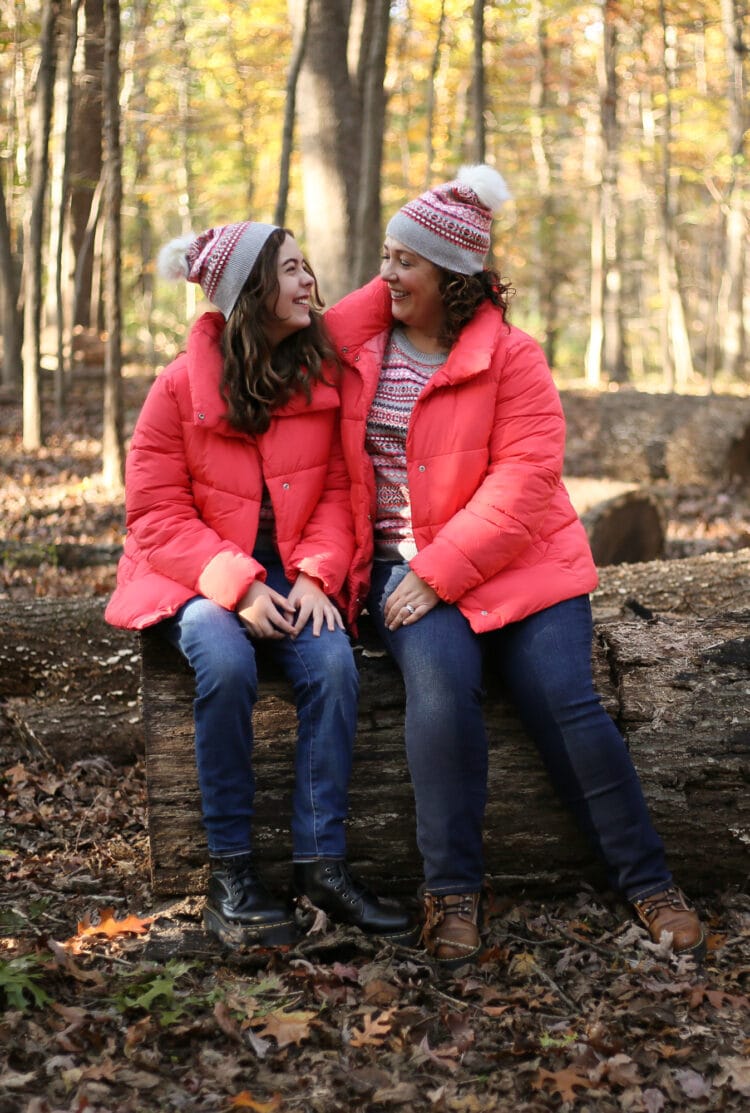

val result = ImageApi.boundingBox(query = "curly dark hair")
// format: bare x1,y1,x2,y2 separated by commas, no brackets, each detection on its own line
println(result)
220,228,337,434
437,267,514,349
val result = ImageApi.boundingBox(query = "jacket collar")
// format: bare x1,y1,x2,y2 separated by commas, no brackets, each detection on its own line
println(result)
185,311,338,433
333,284,506,394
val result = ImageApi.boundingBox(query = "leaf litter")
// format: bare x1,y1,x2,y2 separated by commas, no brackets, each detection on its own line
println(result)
1,382,750,1112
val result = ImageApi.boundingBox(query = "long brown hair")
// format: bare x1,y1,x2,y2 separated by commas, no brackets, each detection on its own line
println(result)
437,267,514,349
220,228,337,434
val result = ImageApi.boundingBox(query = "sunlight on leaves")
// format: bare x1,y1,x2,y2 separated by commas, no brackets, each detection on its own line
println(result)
74,906,154,943
228,1090,284,1110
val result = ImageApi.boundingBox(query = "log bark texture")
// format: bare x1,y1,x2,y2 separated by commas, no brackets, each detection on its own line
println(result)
0,597,141,764
140,604,749,899
3,550,749,766
2,549,748,896
561,389,750,483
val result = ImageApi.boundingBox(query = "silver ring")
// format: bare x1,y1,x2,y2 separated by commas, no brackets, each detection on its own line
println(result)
405,603,416,615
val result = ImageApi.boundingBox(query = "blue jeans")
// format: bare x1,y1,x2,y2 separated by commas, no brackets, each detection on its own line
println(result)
158,562,359,859
368,561,672,902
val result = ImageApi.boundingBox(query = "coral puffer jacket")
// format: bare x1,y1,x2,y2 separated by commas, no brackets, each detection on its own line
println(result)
325,279,598,633
105,312,355,630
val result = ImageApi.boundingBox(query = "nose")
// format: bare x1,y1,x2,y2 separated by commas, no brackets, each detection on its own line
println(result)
380,257,396,282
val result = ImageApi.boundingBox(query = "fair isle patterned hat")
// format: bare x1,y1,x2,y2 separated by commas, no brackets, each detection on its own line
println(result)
386,164,511,275
157,221,278,318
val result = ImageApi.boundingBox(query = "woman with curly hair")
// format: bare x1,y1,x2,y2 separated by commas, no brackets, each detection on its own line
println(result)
106,221,412,950
326,166,705,969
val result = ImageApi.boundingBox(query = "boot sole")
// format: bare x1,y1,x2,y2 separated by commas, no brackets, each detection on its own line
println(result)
203,907,299,949
676,930,707,964
293,897,418,946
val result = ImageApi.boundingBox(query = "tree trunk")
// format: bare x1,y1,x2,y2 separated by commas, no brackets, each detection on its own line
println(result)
600,2,627,382
101,0,124,494
423,0,446,189
657,1,694,390
471,0,486,163
351,0,390,289
529,0,558,367
50,0,82,419
68,0,103,331
293,0,359,301
718,0,747,379
22,0,60,449
275,0,310,228
584,101,604,388
0,172,22,386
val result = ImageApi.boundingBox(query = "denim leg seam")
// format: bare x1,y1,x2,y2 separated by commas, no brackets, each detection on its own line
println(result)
628,879,675,903
288,638,321,858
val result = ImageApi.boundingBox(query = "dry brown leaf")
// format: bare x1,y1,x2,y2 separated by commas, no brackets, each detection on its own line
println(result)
74,906,154,942
689,984,749,1010
349,1008,395,1048
362,978,400,1006
508,951,539,977
252,1009,317,1048
414,1034,461,1075
532,1066,595,1102
214,1001,244,1043
229,1093,284,1112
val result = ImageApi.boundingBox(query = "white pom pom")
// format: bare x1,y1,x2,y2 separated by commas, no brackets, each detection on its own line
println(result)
156,234,195,281
457,164,511,212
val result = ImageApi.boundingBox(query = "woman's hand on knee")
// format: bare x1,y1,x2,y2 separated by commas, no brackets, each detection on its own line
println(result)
384,570,440,630
288,572,344,636
236,581,297,639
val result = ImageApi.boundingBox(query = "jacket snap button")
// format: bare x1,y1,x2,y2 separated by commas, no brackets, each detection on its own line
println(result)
197,412,205,420
282,482,290,490
341,346,349,353
481,610,488,616
418,464,426,472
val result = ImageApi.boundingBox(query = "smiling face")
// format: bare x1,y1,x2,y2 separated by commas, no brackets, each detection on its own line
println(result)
379,236,447,350
263,234,316,348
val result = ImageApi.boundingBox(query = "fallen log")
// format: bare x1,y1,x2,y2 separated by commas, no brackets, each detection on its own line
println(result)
2,548,749,765
565,478,665,565
561,389,750,484
139,606,749,900
0,597,141,764
2,550,748,897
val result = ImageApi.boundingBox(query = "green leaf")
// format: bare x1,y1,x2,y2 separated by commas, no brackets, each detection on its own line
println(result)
0,955,53,1011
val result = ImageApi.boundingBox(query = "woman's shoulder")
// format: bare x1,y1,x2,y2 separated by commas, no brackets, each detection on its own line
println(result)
326,278,391,349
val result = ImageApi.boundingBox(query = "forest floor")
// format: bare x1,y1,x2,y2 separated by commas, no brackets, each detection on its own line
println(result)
1,367,749,1112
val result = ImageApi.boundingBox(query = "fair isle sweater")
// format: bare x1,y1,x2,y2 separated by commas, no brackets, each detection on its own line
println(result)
365,328,448,561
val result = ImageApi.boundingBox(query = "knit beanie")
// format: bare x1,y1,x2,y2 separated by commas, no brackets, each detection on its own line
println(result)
157,221,278,319
385,164,511,275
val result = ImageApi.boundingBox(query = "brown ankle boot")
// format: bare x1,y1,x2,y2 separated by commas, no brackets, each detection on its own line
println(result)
632,886,706,960
422,892,482,969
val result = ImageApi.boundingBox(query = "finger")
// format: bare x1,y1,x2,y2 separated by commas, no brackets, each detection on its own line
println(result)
270,610,298,636
269,588,296,615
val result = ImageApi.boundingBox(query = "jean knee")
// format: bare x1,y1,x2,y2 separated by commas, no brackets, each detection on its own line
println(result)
197,639,258,697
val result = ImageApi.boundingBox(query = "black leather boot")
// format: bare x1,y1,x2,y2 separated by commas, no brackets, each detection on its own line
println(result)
204,854,299,948
292,858,415,940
